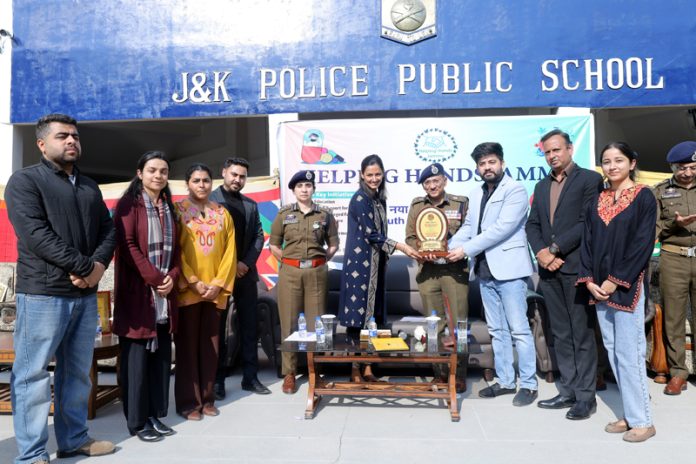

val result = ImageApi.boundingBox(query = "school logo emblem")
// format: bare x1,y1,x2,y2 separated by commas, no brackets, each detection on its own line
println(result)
381,0,437,45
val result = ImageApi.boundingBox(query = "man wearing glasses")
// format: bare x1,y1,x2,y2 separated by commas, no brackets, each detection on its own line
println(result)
654,141,696,396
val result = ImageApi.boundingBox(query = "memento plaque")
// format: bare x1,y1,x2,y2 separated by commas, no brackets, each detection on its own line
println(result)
415,206,448,257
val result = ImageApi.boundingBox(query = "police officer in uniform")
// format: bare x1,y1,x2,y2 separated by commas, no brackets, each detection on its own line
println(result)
269,170,339,394
654,141,696,395
405,163,469,392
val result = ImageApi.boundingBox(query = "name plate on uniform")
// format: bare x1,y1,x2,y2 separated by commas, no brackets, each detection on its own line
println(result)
415,206,448,257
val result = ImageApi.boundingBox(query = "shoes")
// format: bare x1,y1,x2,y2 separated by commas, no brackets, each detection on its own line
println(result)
478,383,516,398
537,394,575,409
565,399,597,420
148,417,175,436
31,461,48,464
180,410,202,421
623,426,656,443
214,382,226,400
56,438,116,458
136,422,163,442
362,365,381,382
512,388,538,406
664,376,687,395
605,419,630,433
596,374,607,391
282,374,297,394
242,377,272,395
455,379,467,393
202,405,220,417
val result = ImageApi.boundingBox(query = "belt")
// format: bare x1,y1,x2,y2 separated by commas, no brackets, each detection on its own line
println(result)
662,243,696,257
281,257,326,269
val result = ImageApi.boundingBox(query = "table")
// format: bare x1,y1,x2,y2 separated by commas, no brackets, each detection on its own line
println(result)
0,332,121,419
281,334,467,422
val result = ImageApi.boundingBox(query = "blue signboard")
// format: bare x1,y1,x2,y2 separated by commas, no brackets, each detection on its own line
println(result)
10,0,696,123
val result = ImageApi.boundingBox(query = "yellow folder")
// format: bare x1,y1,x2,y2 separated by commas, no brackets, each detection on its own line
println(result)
370,337,409,351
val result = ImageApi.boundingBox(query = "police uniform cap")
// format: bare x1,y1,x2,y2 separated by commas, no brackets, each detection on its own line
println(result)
288,170,315,189
667,141,696,164
418,163,445,184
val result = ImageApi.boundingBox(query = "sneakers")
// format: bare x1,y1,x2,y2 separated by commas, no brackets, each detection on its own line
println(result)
478,383,516,398
512,388,538,407
56,438,116,458
623,426,656,443
605,419,630,433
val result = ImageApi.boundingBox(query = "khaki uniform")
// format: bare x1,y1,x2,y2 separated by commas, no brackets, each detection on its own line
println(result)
654,178,696,380
405,193,469,379
270,202,339,375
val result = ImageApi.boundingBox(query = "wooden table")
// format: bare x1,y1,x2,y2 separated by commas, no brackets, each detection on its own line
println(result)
0,332,121,419
281,334,465,422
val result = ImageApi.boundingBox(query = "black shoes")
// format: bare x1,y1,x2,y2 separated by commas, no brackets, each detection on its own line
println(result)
565,399,597,420
149,417,175,436
135,422,163,442
242,377,271,395
214,382,226,400
512,388,538,407
478,383,516,398
537,394,576,409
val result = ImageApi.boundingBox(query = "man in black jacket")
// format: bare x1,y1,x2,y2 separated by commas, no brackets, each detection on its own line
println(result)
210,157,271,396
526,129,603,420
5,114,116,463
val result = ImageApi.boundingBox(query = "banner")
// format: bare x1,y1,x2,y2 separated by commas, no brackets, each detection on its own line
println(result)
278,115,592,256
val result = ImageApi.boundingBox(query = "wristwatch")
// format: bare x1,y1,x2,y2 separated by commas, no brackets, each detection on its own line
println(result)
548,243,560,256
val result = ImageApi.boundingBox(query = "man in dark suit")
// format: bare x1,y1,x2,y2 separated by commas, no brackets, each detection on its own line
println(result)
210,157,271,396
526,129,602,420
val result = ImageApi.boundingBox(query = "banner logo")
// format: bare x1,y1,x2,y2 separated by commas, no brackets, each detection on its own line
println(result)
414,128,457,162
381,0,437,45
300,129,345,165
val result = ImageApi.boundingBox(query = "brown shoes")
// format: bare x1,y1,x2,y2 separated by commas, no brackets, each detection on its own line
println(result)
202,405,220,417
283,374,297,394
596,374,607,392
623,426,656,443
180,410,202,421
605,419,629,433
56,438,116,458
664,376,687,395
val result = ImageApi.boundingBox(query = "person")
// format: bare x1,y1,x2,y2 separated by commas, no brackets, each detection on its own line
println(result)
210,157,270,398
175,163,237,420
338,154,419,380
526,129,603,419
577,142,657,442
654,141,696,396
405,162,469,393
269,170,339,394
447,142,538,407
5,113,116,463
113,151,180,442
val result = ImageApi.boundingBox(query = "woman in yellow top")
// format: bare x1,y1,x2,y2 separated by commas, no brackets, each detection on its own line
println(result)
175,163,237,421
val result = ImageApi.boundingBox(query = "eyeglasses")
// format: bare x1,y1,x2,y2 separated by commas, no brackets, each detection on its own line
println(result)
675,165,696,173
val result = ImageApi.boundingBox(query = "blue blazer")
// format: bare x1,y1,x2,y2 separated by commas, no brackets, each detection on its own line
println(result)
449,175,533,281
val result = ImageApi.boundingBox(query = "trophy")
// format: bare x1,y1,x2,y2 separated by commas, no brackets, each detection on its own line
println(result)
415,206,448,257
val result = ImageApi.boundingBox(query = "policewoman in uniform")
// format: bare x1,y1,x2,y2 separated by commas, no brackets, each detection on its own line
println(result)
654,141,696,396
269,170,339,394
405,162,469,392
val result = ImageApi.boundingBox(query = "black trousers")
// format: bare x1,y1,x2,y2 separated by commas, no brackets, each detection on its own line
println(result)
119,323,172,433
539,273,597,401
216,274,259,383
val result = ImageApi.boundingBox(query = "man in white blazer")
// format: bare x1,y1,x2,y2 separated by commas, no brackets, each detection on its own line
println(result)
448,142,538,406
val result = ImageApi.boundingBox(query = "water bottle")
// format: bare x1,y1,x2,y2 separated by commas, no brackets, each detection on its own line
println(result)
426,310,439,343
367,317,378,338
95,313,103,341
298,312,307,338
315,316,325,344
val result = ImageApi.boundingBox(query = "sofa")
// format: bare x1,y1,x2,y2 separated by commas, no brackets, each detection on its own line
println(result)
225,255,557,382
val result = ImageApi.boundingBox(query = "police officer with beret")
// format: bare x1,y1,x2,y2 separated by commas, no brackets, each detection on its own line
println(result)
654,141,696,395
269,170,339,394
405,163,469,392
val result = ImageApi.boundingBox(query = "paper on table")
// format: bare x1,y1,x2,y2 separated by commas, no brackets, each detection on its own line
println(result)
285,331,317,342
399,316,427,323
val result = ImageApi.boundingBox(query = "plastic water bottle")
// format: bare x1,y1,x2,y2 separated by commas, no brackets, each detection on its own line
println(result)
95,313,103,341
298,312,307,338
315,316,325,343
426,310,439,342
367,317,378,338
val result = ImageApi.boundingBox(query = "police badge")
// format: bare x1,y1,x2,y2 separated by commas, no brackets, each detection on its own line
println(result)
381,0,437,45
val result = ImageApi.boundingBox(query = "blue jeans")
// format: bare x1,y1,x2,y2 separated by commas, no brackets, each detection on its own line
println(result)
479,278,537,390
596,289,652,428
11,293,97,464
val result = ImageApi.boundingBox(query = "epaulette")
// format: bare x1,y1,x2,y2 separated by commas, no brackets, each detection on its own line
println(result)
410,196,426,205
653,178,670,189
278,204,293,214
318,205,334,216
448,194,467,203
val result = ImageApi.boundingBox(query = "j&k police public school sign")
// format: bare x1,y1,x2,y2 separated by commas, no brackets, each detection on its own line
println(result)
10,0,696,123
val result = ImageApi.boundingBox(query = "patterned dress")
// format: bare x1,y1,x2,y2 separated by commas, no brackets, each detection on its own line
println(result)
338,187,397,328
